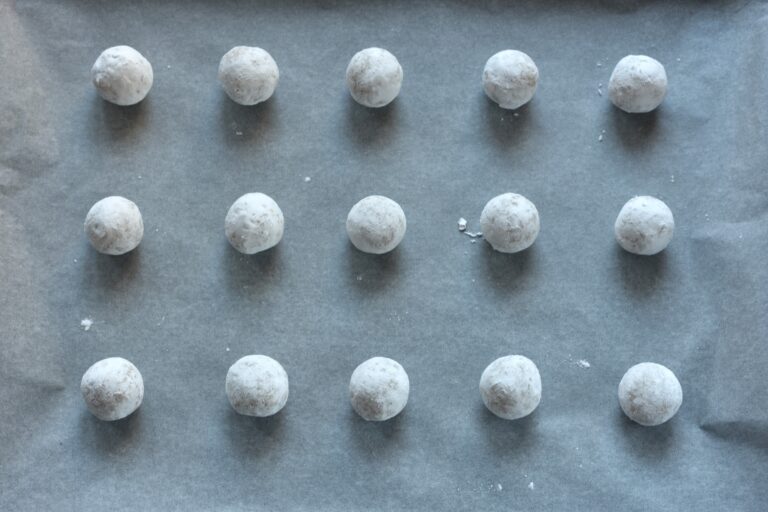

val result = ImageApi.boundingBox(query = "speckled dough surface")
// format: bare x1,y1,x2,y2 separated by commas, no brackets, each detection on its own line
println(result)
346,48,403,108
91,45,153,106
614,195,674,255
225,193,284,254
83,196,144,255
225,355,289,417
618,362,683,426
80,357,144,421
479,355,542,420
218,46,279,106
349,357,409,421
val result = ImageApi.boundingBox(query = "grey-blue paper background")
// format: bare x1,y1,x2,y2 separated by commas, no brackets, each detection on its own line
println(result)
1,0,766,510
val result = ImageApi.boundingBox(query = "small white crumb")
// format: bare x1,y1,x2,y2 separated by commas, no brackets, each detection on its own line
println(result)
304,176,311,182
738,234,743,239
513,112,519,117
597,62,602,67
73,258,78,263
464,231,483,239
602,129,606,133
676,57,681,62
471,239,477,244
670,174,675,183
576,359,591,368
226,347,230,352
528,482,535,491
167,65,171,69
80,318,93,331
155,228,159,232
235,130,243,136
356,275,363,281
597,88,602,97
497,483,503,491
458,217,467,232
598,134,603,142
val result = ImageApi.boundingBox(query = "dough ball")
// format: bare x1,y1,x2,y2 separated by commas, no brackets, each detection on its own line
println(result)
614,195,674,255
479,355,542,420
482,50,539,110
91,46,153,106
218,46,279,106
81,357,144,421
480,193,540,253
346,47,403,108
84,196,144,255
225,193,284,254
618,362,682,426
226,355,289,417
346,195,406,254
608,55,667,113
349,357,409,421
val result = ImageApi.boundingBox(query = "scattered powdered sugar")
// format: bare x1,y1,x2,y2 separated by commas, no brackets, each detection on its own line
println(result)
528,482,535,491
576,359,591,368
496,483,503,491
80,318,93,331
458,218,467,232
304,176,311,183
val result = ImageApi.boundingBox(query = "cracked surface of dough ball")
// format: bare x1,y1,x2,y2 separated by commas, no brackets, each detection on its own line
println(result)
480,193,540,253
349,357,409,421
618,362,682,426
218,46,279,105
225,193,284,254
346,195,406,254
84,196,144,255
608,55,667,113
91,46,153,106
480,355,542,420
614,196,674,255
482,50,539,110
346,48,403,108
81,357,144,421
226,355,289,417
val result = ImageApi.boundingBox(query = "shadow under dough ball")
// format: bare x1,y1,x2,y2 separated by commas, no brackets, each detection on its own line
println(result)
226,355,289,417
614,195,674,255
225,192,284,254
84,196,144,255
346,47,403,108
81,357,144,421
349,357,409,421
218,46,279,106
618,362,682,426
482,49,539,110
480,192,540,253
91,45,153,106
608,55,667,113
346,195,406,254
479,355,542,420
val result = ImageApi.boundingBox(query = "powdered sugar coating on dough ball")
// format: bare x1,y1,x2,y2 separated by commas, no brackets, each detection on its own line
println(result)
346,48,403,108
618,362,682,426
218,46,279,106
81,357,144,421
84,196,144,255
226,355,289,417
480,355,542,420
608,55,667,113
482,50,539,110
225,193,284,254
346,195,406,254
349,357,409,421
480,193,540,253
91,46,153,106
614,196,674,255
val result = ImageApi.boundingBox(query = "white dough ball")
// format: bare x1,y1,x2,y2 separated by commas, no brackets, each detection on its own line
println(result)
614,196,674,255
608,55,668,113
349,357,409,421
218,46,279,106
225,193,284,254
346,195,406,254
480,355,542,420
480,193,540,253
84,196,144,255
91,46,153,106
482,50,539,110
81,357,144,421
346,47,403,108
618,362,682,426
226,355,289,417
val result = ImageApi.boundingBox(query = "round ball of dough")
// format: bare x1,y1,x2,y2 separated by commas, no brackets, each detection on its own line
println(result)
614,196,674,255
84,196,144,255
91,46,153,106
218,46,279,106
226,355,289,417
349,357,409,421
482,50,539,110
480,355,542,420
225,193,284,254
480,193,540,253
618,362,682,426
346,47,403,108
608,55,667,113
346,195,406,254
81,357,144,421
